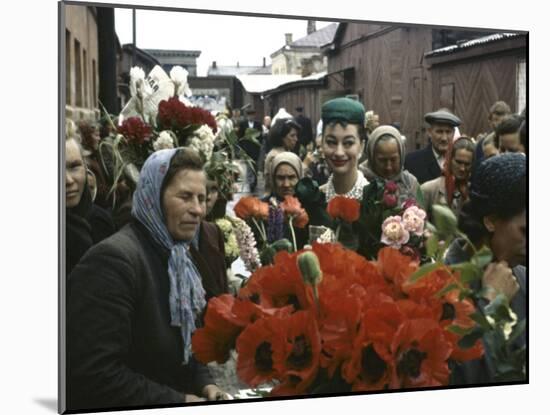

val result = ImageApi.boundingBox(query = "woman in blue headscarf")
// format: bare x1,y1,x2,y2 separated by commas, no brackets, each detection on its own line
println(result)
67,148,229,411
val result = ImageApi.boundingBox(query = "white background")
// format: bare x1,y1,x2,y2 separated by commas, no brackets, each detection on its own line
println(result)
0,0,545,414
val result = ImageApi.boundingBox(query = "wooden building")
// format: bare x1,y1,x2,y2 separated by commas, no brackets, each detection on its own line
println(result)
424,33,527,138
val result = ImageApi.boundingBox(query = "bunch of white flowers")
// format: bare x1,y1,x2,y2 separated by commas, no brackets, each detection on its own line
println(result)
215,114,234,142
188,125,215,162
153,130,175,151
215,218,240,262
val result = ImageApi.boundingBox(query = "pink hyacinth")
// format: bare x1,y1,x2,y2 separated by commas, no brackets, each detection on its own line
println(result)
381,216,410,249
402,206,426,236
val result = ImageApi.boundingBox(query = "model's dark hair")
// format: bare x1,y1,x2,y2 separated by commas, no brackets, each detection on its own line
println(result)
268,118,302,148
160,148,205,199
322,120,367,142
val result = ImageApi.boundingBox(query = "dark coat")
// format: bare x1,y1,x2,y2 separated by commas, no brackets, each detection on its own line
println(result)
238,120,263,161
67,220,227,411
404,144,443,185
295,114,313,148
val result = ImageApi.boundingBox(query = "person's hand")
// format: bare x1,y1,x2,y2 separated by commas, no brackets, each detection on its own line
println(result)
183,394,205,403
482,261,520,302
202,384,231,401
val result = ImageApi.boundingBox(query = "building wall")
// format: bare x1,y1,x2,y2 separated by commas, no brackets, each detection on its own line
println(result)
327,24,434,151
428,49,527,138
65,4,99,121
271,54,287,75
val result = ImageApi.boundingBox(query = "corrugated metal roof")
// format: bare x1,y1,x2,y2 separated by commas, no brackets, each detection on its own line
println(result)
237,71,327,94
425,32,523,57
291,23,339,48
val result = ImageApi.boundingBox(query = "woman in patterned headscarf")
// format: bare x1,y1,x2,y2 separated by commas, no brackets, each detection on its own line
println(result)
67,148,229,411
359,125,421,205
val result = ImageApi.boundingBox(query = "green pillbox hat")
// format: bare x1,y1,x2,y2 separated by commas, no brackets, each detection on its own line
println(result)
322,97,365,126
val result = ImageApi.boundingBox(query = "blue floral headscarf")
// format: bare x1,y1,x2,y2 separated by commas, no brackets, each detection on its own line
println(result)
131,149,206,365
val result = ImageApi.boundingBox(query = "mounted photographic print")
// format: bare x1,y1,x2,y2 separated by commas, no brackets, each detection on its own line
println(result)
60,0,528,413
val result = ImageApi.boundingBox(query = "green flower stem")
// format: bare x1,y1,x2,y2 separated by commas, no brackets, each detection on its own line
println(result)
335,222,342,243
251,217,267,245
289,216,297,253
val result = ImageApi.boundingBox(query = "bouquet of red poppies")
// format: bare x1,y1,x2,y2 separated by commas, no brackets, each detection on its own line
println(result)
192,241,485,396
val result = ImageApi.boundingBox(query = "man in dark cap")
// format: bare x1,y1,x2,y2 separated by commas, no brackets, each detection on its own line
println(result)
238,108,263,193
294,106,313,151
404,109,462,184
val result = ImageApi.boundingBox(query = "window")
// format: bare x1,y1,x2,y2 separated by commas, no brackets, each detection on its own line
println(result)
92,59,97,108
83,49,88,108
74,39,82,107
517,59,526,113
65,30,71,105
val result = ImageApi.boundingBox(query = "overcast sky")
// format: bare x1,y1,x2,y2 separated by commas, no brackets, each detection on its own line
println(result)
114,8,335,76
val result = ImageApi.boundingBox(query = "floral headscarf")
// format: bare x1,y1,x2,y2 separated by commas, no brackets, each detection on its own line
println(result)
131,148,206,365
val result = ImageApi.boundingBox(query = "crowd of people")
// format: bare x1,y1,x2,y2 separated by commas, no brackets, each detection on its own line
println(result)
65,90,527,411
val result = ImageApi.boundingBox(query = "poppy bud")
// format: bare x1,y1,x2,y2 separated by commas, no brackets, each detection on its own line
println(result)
297,251,323,286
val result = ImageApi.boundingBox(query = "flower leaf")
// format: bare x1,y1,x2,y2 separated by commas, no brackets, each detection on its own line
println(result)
450,262,480,284
458,326,485,349
432,204,458,238
446,324,474,336
472,246,493,268
435,282,460,298
408,261,441,283
468,311,493,331
426,233,440,259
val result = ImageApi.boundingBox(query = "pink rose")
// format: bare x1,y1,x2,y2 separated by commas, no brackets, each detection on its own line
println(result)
384,181,398,193
402,206,426,236
382,191,398,208
381,216,410,248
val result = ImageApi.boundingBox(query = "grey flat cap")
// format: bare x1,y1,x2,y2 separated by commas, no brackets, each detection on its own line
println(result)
424,110,462,127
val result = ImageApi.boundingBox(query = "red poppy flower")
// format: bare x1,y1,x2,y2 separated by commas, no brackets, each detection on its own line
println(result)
271,311,322,396
342,301,403,391
192,294,243,364
439,291,484,362
239,251,313,312
326,196,361,223
401,267,457,302
280,196,303,216
234,196,269,221
236,316,286,386
318,296,363,377
293,210,309,229
376,247,419,298
390,319,452,388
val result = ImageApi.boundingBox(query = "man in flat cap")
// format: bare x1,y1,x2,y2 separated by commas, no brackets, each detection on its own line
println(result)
404,109,462,184
295,106,313,151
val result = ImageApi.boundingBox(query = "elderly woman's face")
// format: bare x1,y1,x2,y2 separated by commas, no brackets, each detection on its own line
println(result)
451,148,473,181
162,169,207,241
323,123,364,177
274,163,298,199
487,210,526,268
373,139,400,179
66,139,86,208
